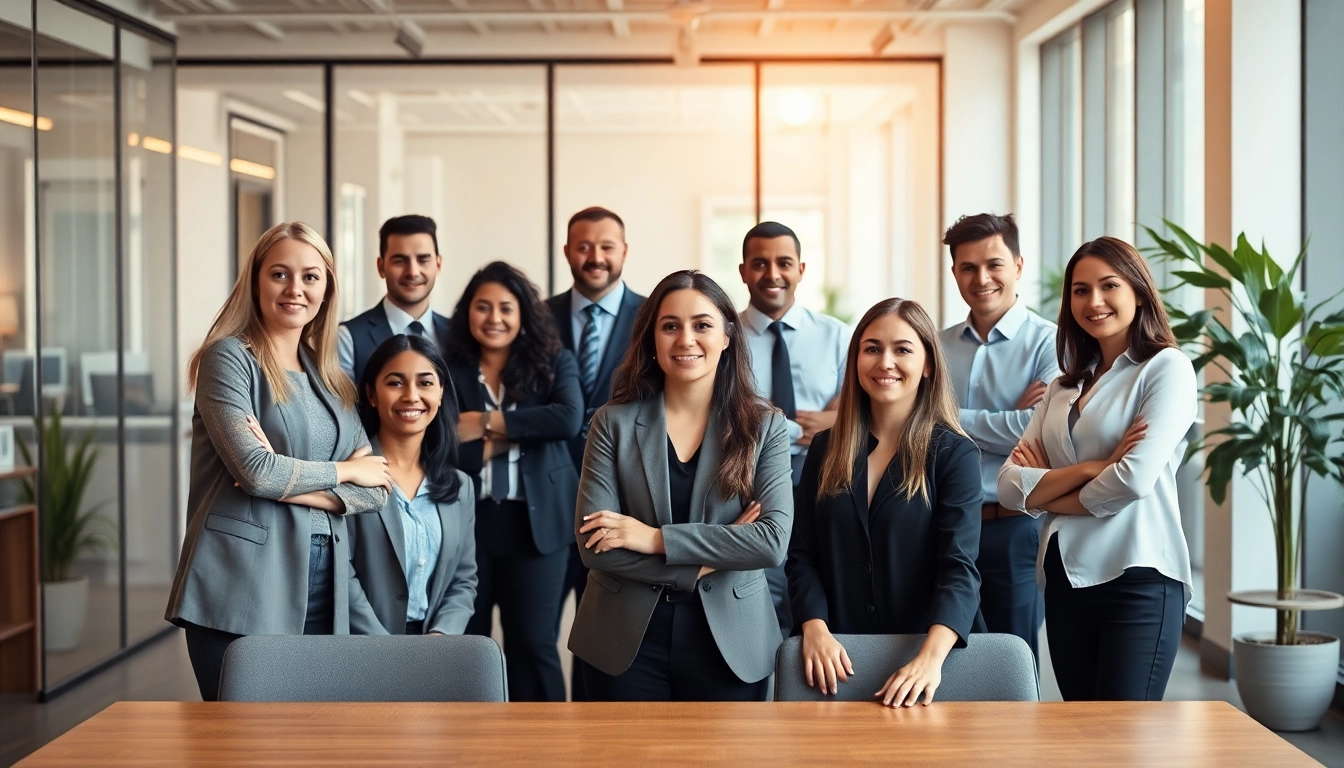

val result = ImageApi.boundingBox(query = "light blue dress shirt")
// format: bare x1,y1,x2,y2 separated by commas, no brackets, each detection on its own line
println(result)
338,297,441,381
939,299,1060,504
740,303,850,477
996,347,1196,598
569,282,627,375
394,479,443,623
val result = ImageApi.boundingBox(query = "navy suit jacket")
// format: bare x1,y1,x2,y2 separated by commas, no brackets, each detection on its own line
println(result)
545,287,645,470
342,304,453,387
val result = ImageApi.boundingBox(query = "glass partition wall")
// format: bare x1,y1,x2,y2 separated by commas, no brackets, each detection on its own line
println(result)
0,0,177,698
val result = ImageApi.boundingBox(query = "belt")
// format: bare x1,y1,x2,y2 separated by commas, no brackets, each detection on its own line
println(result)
662,587,701,604
982,502,1028,521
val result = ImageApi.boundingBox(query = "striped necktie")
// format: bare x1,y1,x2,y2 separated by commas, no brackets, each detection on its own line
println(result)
768,320,797,419
579,303,603,398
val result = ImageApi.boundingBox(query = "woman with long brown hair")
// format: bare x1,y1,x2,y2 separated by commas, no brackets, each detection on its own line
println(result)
785,298,983,706
997,236,1195,701
568,270,793,701
166,222,393,701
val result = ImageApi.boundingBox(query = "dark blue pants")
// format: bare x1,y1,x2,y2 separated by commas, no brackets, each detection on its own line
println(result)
184,534,334,701
466,499,569,703
557,544,588,701
581,591,769,702
977,514,1044,660
1043,535,1184,701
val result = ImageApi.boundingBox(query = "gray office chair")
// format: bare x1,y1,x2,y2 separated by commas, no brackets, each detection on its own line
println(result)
218,635,508,702
773,632,1039,702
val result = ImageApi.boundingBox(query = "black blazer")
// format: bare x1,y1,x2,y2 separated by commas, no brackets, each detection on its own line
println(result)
785,426,984,644
545,287,645,470
448,349,583,555
342,303,453,386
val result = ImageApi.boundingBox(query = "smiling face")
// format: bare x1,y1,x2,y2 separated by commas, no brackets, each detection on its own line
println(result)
951,234,1021,324
739,235,805,320
367,349,442,440
855,312,930,409
378,232,441,311
1070,254,1139,346
256,238,328,335
653,288,730,388
564,217,627,300
468,281,522,352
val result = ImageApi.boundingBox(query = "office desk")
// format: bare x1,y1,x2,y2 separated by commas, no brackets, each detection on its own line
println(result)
17,700,1317,766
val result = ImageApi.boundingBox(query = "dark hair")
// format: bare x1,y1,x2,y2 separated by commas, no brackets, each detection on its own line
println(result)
357,334,462,504
742,221,801,262
379,215,439,259
567,207,625,239
942,213,1020,261
1056,236,1177,388
610,270,767,502
444,261,562,399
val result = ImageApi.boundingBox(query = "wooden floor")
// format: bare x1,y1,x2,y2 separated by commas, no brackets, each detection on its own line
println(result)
2,622,1344,766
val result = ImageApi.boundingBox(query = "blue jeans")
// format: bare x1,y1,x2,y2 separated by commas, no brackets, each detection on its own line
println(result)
304,533,334,635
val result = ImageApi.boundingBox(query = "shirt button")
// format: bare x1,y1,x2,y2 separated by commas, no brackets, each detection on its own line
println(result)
866,604,876,614
418,558,426,567
702,582,713,593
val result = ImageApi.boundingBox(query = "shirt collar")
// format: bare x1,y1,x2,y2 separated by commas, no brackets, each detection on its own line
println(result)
741,302,805,335
393,478,430,504
571,281,626,319
959,297,1028,344
381,296,434,335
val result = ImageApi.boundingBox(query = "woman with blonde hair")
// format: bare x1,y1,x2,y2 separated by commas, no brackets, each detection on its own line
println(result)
166,222,393,701
786,298,983,707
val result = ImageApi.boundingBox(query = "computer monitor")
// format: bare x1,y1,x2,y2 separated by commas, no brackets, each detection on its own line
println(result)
80,351,149,410
2,348,67,401
90,373,154,416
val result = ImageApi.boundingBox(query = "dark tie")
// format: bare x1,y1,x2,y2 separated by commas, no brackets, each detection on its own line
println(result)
578,304,602,397
406,320,426,339
768,321,796,420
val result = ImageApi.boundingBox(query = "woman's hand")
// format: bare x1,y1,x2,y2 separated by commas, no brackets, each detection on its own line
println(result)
1010,438,1050,470
244,414,275,454
875,653,944,707
800,619,854,695
458,411,489,442
579,511,662,555
336,447,392,491
1108,419,1148,464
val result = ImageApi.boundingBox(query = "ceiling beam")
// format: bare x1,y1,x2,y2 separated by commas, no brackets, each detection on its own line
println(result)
606,0,630,38
527,0,558,34
160,8,1017,25
447,0,491,35
758,0,784,37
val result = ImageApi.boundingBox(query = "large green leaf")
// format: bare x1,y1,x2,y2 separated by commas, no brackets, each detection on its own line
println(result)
1171,269,1232,291
1258,280,1306,340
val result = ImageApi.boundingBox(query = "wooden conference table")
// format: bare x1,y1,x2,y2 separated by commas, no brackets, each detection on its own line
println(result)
18,700,1318,766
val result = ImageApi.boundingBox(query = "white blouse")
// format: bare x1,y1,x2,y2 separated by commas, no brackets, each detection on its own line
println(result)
996,346,1197,598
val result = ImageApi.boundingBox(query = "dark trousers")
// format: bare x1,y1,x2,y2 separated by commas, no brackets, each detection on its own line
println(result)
1043,535,1184,701
556,543,588,701
466,499,569,702
581,591,770,702
977,514,1044,660
184,534,334,701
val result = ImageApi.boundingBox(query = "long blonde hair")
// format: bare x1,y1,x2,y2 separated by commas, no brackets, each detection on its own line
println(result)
187,222,354,405
818,298,965,503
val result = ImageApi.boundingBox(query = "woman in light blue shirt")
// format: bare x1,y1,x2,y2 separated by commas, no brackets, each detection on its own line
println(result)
345,334,479,636
997,236,1196,701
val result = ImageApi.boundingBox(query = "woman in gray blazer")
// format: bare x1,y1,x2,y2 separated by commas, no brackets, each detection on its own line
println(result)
165,222,393,701
569,270,793,702
346,334,478,636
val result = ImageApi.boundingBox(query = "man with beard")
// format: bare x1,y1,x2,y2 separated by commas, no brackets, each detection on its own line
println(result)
546,206,644,701
738,221,849,639
339,215,449,384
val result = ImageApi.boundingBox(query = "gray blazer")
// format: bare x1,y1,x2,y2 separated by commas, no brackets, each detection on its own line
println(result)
346,461,479,636
166,336,389,636
567,398,793,683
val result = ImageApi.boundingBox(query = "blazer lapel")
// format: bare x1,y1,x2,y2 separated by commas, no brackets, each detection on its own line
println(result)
634,397,672,528
553,291,575,352
425,498,456,615
847,440,873,543
688,409,725,523
370,437,408,574
431,314,460,405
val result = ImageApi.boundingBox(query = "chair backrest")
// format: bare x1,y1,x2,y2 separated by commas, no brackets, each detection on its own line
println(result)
773,633,1039,702
218,635,508,702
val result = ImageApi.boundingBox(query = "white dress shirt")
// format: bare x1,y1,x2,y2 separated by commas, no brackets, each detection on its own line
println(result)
996,346,1196,599
338,297,440,380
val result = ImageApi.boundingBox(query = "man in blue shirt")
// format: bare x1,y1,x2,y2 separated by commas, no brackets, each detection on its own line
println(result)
938,213,1059,662
738,221,850,638
546,207,645,700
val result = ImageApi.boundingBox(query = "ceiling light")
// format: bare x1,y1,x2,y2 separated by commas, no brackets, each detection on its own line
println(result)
230,158,276,180
179,145,223,166
395,21,425,58
142,136,173,154
347,89,376,109
777,91,815,127
283,90,326,113
0,106,53,131
127,132,140,147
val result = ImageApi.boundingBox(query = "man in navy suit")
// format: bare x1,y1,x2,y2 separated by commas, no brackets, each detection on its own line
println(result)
545,206,644,701
339,215,451,385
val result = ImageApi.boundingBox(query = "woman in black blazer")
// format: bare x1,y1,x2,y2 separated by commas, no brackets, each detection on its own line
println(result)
345,334,478,637
444,261,582,703
786,298,983,707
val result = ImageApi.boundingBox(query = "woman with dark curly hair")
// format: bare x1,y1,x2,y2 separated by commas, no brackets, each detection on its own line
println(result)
444,261,582,702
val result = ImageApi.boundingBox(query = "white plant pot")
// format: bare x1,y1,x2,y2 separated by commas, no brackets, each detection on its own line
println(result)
1234,632,1340,732
43,576,89,653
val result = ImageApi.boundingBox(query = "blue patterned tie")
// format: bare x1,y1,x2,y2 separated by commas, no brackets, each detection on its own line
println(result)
579,303,603,398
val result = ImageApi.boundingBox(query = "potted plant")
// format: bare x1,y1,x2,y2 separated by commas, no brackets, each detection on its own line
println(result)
16,404,115,653
1146,222,1344,732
